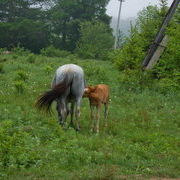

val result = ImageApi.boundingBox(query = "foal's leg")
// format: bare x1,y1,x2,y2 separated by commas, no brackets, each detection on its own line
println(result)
104,103,109,127
90,105,95,132
95,104,101,133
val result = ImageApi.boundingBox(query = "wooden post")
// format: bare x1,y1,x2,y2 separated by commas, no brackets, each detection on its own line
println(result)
145,35,168,70
142,0,179,69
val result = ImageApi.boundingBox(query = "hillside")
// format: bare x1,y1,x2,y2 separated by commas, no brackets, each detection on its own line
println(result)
0,53,180,179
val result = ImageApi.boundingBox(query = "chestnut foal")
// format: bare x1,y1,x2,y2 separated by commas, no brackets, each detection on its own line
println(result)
84,84,110,133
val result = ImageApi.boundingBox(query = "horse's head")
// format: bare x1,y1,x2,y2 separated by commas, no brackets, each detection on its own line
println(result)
83,86,96,97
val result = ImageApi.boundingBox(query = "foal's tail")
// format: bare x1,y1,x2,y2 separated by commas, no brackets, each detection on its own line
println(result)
35,77,70,113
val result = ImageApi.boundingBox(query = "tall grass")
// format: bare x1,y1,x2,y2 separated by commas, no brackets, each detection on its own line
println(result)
0,53,179,179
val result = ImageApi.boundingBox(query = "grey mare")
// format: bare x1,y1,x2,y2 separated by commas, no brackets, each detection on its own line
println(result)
35,64,85,130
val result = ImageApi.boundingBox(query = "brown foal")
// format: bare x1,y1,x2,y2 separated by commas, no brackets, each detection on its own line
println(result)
83,84,110,133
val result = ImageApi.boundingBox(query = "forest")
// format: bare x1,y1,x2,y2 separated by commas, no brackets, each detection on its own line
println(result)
0,0,180,179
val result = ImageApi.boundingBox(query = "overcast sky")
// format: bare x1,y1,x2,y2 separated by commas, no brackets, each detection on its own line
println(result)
106,0,174,19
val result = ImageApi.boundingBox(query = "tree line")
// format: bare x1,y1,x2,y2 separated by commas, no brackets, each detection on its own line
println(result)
0,0,114,56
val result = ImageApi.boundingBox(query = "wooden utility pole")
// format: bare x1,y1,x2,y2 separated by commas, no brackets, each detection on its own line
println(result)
142,0,180,70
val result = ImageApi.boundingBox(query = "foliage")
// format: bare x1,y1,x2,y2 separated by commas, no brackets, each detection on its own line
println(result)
113,5,161,70
0,0,111,52
49,0,111,51
43,65,53,74
15,70,28,82
12,46,31,56
112,1,180,90
0,20,50,53
14,81,25,93
0,120,40,170
26,53,36,63
151,24,180,88
0,64,4,73
84,63,109,84
40,45,71,57
76,21,114,60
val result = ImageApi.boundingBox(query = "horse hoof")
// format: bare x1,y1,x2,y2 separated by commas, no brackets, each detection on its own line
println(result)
76,127,80,131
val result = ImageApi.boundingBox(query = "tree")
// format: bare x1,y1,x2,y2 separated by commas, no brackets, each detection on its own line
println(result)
0,0,112,53
114,5,162,70
0,0,50,52
0,20,50,53
49,0,111,51
76,21,114,59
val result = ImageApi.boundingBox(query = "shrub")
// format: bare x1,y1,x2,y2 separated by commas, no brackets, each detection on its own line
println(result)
12,55,18,60
14,80,25,93
0,48,7,54
0,120,40,169
40,45,71,57
44,65,53,74
0,64,4,73
26,53,36,63
84,64,108,83
12,46,31,56
15,70,28,81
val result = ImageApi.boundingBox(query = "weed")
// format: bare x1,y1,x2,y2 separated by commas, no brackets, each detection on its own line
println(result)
0,64,4,73
26,54,36,63
14,80,25,93
15,70,28,81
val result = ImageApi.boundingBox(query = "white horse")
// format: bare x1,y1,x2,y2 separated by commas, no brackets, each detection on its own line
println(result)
35,64,85,130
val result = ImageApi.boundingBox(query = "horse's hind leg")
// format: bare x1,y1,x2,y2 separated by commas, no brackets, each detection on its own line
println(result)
56,100,62,125
57,99,67,127
75,99,81,131
69,102,75,128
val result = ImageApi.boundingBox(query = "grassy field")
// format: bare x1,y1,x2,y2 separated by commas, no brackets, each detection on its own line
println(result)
0,53,180,179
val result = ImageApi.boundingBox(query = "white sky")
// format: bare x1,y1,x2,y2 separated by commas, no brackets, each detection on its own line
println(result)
106,0,174,19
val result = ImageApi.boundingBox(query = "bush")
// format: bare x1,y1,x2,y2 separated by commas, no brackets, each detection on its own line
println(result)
12,46,31,56
0,64,4,73
84,64,108,84
0,120,40,169
118,69,155,91
40,45,71,57
15,70,28,81
43,65,53,74
14,80,25,93
26,53,36,63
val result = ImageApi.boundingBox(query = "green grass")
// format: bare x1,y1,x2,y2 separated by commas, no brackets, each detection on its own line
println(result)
0,54,180,179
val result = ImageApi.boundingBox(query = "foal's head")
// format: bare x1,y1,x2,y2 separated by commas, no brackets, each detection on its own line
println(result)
83,86,96,97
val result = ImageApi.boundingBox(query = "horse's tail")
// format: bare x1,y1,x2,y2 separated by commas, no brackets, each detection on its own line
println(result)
35,76,71,113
